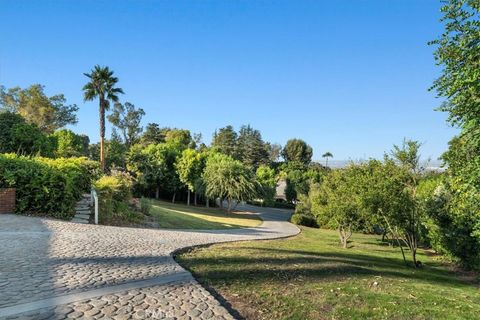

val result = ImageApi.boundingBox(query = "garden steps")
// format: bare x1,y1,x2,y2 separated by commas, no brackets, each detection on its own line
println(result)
71,194,92,224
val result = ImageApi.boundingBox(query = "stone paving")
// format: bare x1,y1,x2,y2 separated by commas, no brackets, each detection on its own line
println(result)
0,205,299,319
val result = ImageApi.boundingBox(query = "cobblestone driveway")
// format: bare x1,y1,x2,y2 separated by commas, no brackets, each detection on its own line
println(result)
0,205,299,319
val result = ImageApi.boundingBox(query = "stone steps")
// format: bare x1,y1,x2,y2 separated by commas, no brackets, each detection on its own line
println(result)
71,194,92,224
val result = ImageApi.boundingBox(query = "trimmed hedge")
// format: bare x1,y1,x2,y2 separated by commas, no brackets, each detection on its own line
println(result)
0,154,99,219
290,213,319,228
94,170,133,223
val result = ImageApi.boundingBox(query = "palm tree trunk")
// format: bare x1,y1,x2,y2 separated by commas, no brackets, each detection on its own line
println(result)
99,98,106,172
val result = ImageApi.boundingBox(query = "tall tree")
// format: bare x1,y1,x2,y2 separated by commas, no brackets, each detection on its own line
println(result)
176,149,207,205
0,84,78,133
127,142,181,202
83,65,124,172
107,102,145,148
256,165,277,206
165,128,195,150
236,125,269,168
282,139,313,165
322,152,333,167
141,123,167,145
211,125,238,157
430,0,480,268
266,142,282,163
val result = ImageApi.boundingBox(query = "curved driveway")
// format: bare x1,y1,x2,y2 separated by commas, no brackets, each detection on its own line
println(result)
0,205,299,320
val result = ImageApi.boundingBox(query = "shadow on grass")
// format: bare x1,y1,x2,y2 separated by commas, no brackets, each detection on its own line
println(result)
179,246,473,290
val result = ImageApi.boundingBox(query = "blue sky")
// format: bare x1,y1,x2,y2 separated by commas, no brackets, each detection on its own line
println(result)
0,0,456,161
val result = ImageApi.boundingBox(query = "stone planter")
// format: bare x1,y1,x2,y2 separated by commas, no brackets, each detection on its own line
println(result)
0,188,15,214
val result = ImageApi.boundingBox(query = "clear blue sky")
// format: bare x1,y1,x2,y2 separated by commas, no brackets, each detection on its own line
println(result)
0,0,456,161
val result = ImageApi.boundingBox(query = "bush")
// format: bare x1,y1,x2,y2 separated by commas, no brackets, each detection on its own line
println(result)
0,112,54,156
94,170,134,222
140,197,152,215
0,154,98,219
290,214,318,228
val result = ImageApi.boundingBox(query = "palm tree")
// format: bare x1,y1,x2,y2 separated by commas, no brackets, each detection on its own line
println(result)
322,151,333,167
83,65,124,172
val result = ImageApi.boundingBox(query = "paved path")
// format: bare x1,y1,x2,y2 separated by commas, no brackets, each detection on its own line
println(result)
0,205,299,320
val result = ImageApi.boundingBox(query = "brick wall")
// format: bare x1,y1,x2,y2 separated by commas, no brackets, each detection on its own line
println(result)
0,188,15,214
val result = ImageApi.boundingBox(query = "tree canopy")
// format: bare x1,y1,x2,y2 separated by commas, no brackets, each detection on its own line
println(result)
107,102,145,148
282,139,313,165
0,84,78,134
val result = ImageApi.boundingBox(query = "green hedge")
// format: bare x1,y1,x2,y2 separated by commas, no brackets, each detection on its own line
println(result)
94,170,133,223
0,154,99,219
290,213,318,228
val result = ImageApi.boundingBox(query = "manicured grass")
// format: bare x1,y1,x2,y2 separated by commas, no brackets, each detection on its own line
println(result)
149,200,262,229
177,227,480,320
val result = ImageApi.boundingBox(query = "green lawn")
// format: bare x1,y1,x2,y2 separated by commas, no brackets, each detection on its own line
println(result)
177,227,480,320
149,200,262,229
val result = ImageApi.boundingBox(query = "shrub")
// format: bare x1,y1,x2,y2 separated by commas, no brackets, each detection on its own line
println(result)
94,170,134,222
0,154,98,219
0,112,54,156
140,197,152,215
290,214,318,228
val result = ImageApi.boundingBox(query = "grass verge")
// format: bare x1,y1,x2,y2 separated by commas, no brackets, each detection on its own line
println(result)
177,227,479,319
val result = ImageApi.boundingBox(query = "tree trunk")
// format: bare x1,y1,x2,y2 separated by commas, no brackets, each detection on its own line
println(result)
406,232,419,268
187,190,190,206
382,212,408,266
194,192,197,206
206,197,209,208
155,186,159,199
172,192,176,203
338,225,352,249
99,99,106,172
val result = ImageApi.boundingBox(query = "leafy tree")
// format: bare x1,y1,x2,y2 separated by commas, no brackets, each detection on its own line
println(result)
52,129,89,158
165,128,195,150
359,159,416,266
88,130,127,170
266,142,282,163
236,125,269,168
0,84,78,133
256,165,277,206
0,112,53,156
107,102,145,148
141,123,167,145
282,139,313,165
430,0,480,268
106,130,128,169
322,151,333,167
282,161,325,203
176,149,207,205
127,142,181,202
310,166,365,248
211,125,238,157
202,153,259,212
83,65,124,172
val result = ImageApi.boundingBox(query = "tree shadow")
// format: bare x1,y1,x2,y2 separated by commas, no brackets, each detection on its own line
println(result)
179,245,473,290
